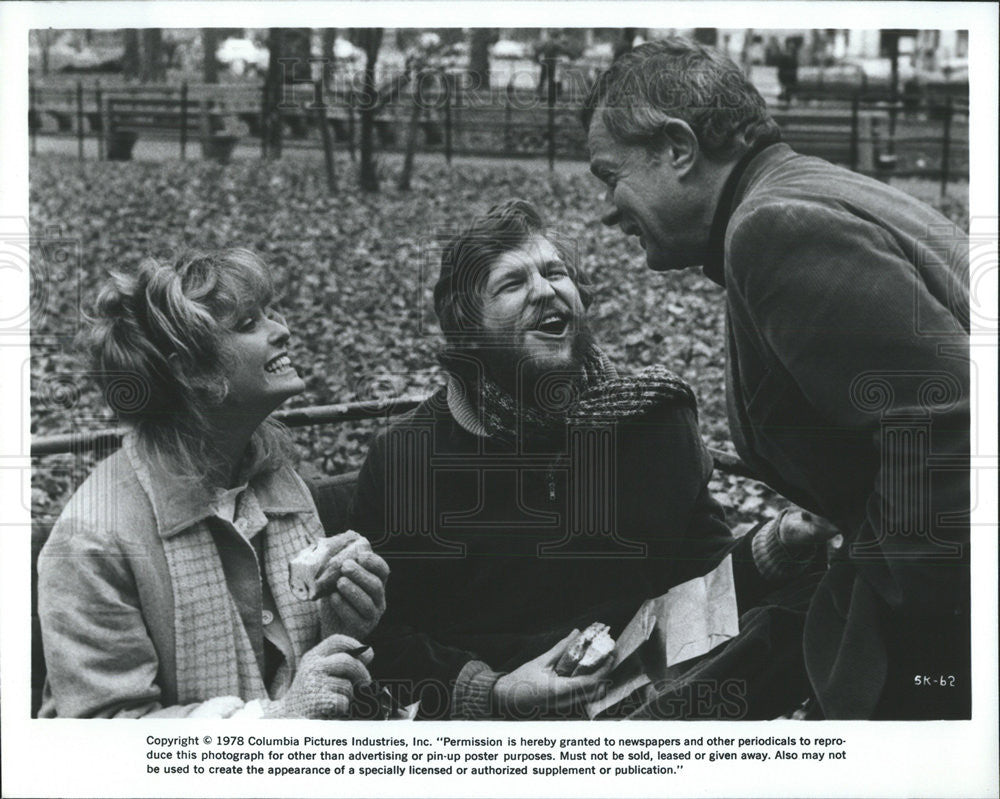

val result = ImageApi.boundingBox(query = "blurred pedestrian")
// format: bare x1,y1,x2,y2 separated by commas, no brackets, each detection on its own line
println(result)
776,38,800,104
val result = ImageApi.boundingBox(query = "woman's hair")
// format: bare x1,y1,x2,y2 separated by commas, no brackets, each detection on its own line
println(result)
86,248,293,485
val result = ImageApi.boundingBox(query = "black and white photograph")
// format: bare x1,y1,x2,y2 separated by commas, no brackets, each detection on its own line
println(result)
1,2,997,798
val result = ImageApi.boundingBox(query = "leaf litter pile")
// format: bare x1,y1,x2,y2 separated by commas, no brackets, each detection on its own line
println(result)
30,154,969,528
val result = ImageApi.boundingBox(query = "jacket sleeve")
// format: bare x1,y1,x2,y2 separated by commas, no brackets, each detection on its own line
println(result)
626,401,777,611
38,517,243,719
727,200,969,617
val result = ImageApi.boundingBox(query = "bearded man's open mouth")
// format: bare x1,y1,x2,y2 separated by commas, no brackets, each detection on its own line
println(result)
533,310,571,336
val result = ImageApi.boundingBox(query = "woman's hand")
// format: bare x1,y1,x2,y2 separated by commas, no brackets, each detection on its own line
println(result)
324,550,390,641
268,634,373,719
493,630,612,719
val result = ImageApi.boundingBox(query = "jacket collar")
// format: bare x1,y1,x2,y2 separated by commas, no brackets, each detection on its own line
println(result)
122,433,313,539
446,347,618,438
447,374,489,437
703,141,795,286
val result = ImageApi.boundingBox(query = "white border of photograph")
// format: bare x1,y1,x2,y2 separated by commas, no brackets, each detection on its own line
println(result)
1,3,996,798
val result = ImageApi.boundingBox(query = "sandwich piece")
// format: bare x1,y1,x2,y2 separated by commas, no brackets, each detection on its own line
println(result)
554,622,616,677
288,531,372,601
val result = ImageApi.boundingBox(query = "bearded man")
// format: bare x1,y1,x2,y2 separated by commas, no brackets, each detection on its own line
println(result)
345,199,836,720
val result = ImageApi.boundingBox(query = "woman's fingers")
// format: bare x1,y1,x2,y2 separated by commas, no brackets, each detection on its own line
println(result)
335,572,382,622
330,593,367,632
317,652,372,686
309,633,365,657
314,687,351,719
562,664,613,701
541,671,611,715
306,533,374,598
339,559,387,610
354,550,390,581
327,677,356,698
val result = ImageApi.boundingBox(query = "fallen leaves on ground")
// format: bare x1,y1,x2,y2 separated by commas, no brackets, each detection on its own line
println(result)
29,154,969,528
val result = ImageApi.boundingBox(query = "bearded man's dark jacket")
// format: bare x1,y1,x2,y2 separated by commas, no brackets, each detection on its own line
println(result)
344,365,781,718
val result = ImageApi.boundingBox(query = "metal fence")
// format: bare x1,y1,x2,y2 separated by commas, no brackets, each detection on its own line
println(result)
29,77,968,191
30,397,757,480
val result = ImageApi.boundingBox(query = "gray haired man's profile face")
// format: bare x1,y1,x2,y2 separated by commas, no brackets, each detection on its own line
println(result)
587,111,714,273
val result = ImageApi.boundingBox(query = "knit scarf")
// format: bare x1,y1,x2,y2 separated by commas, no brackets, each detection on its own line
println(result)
569,364,697,424
478,346,612,444
468,345,697,444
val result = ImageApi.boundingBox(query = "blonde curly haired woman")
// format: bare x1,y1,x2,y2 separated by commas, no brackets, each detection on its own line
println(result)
38,249,387,719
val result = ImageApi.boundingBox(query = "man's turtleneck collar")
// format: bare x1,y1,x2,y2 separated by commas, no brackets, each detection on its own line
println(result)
702,139,785,287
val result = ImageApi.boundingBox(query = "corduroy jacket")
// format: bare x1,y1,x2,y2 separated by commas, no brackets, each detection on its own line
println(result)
706,143,970,719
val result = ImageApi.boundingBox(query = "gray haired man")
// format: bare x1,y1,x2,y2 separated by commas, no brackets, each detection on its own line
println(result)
583,37,970,719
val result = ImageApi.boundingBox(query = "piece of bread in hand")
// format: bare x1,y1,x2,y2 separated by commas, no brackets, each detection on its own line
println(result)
553,622,616,677
288,531,372,601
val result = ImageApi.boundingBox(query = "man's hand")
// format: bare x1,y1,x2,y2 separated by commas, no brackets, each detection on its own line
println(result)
323,550,390,641
778,509,841,553
268,634,373,719
493,630,612,719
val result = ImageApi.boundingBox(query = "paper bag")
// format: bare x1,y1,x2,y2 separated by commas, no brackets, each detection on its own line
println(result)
585,555,740,718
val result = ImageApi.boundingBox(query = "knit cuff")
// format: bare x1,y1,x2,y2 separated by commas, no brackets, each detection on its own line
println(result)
452,660,504,720
752,510,815,581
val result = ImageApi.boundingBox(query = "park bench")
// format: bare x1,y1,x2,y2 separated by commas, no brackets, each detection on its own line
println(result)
770,107,887,172
28,396,754,716
29,87,85,134
103,94,241,161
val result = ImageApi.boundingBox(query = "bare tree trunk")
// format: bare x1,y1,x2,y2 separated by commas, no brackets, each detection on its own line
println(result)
398,70,424,190
35,30,54,76
468,29,496,90
202,29,220,83
321,28,337,86
263,28,285,158
358,28,384,193
283,28,314,78
141,29,165,83
122,30,141,78
314,80,337,193
283,29,314,138
613,28,638,62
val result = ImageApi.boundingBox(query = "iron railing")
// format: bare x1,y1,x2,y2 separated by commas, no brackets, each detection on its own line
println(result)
30,396,758,480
